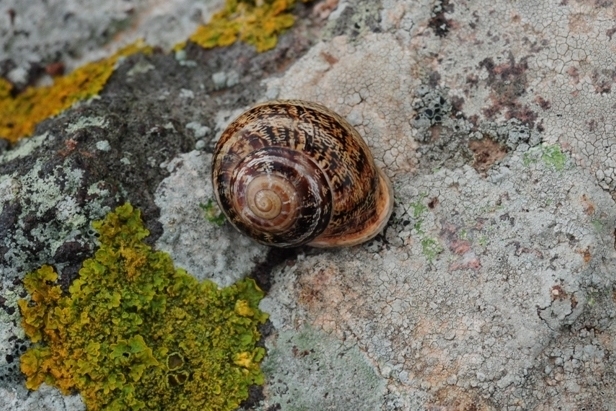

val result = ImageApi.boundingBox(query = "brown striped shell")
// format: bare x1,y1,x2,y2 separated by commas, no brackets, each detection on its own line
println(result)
212,100,393,248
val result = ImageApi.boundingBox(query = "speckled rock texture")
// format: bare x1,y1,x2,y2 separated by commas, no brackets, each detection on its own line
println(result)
2,0,616,410
262,147,616,410
0,0,224,87
155,151,268,287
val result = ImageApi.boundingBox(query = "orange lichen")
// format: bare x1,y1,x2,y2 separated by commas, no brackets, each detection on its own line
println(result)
183,0,312,52
0,42,151,144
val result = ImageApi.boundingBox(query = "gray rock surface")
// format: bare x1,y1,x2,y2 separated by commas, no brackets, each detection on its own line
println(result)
0,383,84,411
0,0,223,86
2,0,616,410
258,326,386,410
155,150,268,287
262,146,616,410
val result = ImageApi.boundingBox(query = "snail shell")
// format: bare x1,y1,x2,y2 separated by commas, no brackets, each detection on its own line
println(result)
212,100,393,248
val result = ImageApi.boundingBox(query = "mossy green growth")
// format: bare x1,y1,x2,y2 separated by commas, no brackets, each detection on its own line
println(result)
540,144,567,171
18,203,268,411
421,237,443,262
523,144,568,171
184,0,312,52
410,194,428,219
409,194,428,233
200,199,227,226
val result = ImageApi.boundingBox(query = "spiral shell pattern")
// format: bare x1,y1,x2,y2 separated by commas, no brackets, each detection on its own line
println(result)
212,100,393,248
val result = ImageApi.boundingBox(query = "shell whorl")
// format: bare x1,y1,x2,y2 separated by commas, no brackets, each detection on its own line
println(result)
224,146,332,246
212,100,393,248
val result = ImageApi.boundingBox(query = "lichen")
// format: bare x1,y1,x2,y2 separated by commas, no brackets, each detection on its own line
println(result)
421,237,443,262
200,199,227,226
523,144,568,171
0,42,151,144
540,144,567,171
409,193,428,233
183,0,311,53
18,203,267,411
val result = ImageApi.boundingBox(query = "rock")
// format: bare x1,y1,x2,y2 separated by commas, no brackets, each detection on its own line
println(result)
154,151,268,287
2,0,616,410
262,145,616,409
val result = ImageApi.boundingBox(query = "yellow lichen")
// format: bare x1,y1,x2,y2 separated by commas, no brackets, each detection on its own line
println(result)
183,0,312,52
0,41,151,144
19,203,268,411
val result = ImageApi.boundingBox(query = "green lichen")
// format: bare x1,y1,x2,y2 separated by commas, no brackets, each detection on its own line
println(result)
184,0,311,53
410,194,428,219
200,199,227,226
591,218,604,233
523,144,568,171
478,236,489,247
18,203,267,411
407,195,443,262
541,144,567,171
409,194,428,234
421,237,443,262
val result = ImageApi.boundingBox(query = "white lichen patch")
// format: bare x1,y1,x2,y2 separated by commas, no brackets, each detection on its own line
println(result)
0,133,51,163
154,150,268,287
179,89,195,99
65,116,108,134
0,282,25,387
0,157,113,280
27,163,84,222
126,60,155,78
0,176,19,215
95,140,111,152
256,327,386,411
185,121,211,139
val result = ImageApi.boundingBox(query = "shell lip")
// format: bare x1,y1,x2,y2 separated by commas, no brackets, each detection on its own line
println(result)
307,168,394,248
